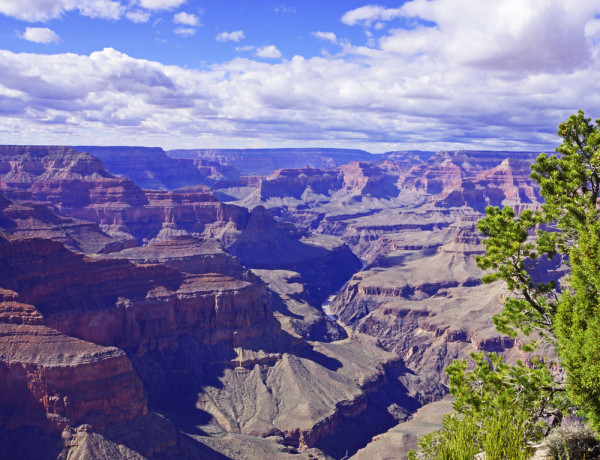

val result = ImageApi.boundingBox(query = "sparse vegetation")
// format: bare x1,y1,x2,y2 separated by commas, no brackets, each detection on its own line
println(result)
408,352,556,459
544,419,600,459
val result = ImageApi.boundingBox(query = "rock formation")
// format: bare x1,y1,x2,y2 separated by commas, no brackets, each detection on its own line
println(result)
168,147,375,175
75,146,240,190
0,145,552,459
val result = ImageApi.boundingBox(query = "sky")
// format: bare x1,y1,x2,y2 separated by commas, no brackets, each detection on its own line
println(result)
0,0,599,153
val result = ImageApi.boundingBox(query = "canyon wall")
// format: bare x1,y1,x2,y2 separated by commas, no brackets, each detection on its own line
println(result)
0,145,551,459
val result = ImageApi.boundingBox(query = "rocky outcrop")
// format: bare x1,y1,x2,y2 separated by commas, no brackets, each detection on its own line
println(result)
0,232,284,449
227,206,362,306
0,237,280,352
75,146,241,190
168,147,375,175
339,161,399,198
0,146,554,459
0,146,249,248
0,145,148,208
0,192,127,254
0,233,423,458
0,322,147,433
258,167,341,200
104,234,246,277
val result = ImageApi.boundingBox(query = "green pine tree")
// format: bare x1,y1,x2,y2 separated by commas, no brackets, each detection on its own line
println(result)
410,111,600,457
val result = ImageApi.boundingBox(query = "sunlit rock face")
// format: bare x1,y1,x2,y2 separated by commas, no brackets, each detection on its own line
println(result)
0,145,551,459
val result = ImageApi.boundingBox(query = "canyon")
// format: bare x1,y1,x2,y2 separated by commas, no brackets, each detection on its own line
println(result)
0,144,546,459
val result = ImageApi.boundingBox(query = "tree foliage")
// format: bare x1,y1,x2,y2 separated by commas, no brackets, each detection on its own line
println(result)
411,111,600,456
476,110,600,429
476,206,557,342
408,352,557,459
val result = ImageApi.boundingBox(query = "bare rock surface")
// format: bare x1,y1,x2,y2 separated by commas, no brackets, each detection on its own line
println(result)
0,322,147,432
0,146,553,459
168,148,375,176
0,192,122,254
74,146,241,190
212,148,549,455
351,396,454,460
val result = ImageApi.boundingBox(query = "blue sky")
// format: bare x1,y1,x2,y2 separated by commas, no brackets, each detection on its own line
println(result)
0,0,599,152
0,1,389,67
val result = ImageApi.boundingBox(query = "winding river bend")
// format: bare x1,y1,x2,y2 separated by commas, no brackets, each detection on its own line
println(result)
321,260,367,321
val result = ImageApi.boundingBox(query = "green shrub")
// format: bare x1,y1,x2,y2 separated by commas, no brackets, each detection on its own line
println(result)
408,352,551,459
408,408,530,460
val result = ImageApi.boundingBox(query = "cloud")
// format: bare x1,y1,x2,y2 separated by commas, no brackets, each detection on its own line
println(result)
235,45,254,52
387,0,600,73
173,11,199,26
255,45,282,59
78,0,124,19
138,0,186,10
0,0,124,21
20,27,60,44
341,5,403,27
216,30,245,42
1,1,600,152
174,26,196,37
126,9,151,23
312,31,337,43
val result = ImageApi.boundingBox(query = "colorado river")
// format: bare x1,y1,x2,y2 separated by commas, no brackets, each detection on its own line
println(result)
320,259,367,321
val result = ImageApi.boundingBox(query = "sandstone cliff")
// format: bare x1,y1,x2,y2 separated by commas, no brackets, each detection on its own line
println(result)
168,147,375,175
0,145,553,459
75,146,241,190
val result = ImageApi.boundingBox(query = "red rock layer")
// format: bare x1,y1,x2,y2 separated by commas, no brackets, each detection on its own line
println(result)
0,192,128,254
104,235,246,277
0,233,281,435
259,168,341,200
0,322,146,432
0,146,249,248
0,237,279,352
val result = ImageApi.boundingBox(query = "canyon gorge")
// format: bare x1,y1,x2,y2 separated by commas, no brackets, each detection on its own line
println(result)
0,144,546,459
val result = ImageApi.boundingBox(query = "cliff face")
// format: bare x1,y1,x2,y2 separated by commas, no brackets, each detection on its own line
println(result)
213,150,548,434
226,206,362,306
339,161,400,198
0,146,249,249
0,192,124,254
0,145,148,207
0,295,147,433
0,232,416,459
0,237,279,352
0,145,554,459
0,232,286,448
75,146,240,190
258,167,342,200
168,147,375,175
104,234,246,277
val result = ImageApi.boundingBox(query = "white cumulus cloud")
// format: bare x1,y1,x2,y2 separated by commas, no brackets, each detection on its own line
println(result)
312,31,337,43
126,9,150,23
174,26,196,37
341,5,403,27
2,1,600,151
255,45,282,59
173,11,199,26
0,0,124,21
20,27,60,44
216,30,245,42
386,0,600,73
138,0,186,10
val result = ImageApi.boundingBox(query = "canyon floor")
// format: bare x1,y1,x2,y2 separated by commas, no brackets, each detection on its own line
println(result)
0,145,546,459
